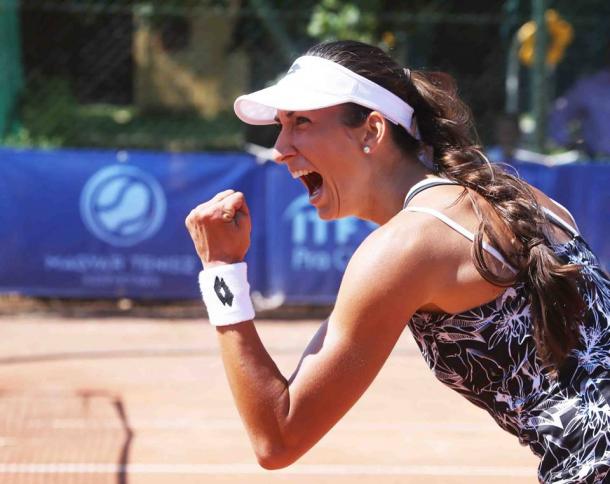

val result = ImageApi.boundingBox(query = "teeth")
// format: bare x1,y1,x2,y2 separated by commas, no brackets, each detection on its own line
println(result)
291,169,314,179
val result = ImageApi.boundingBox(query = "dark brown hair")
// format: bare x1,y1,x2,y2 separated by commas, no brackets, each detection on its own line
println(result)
306,40,584,368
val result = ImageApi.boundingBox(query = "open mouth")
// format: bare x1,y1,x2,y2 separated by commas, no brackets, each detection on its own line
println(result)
301,172,323,198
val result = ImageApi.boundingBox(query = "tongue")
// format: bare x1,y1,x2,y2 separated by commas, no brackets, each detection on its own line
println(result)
303,172,323,197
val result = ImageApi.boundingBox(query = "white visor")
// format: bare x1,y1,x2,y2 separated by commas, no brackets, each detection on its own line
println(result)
234,55,419,139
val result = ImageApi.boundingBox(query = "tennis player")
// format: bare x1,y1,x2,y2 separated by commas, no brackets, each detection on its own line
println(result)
185,40,610,483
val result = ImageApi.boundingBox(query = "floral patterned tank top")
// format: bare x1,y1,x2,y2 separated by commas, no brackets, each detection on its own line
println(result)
403,178,610,483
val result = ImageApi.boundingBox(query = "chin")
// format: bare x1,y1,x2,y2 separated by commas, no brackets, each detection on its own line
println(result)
315,205,344,221
315,210,333,221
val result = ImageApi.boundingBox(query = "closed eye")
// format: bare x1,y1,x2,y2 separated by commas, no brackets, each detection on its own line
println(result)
272,114,308,128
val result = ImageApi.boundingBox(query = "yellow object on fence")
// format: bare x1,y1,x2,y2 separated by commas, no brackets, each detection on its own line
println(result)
518,9,574,67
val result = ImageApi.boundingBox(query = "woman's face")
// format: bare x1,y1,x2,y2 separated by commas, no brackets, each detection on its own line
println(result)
273,105,370,220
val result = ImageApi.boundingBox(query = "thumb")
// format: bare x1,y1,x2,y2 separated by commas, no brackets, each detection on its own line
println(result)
221,192,250,222
221,209,234,222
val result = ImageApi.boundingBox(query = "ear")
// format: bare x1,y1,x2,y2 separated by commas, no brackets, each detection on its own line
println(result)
361,111,390,153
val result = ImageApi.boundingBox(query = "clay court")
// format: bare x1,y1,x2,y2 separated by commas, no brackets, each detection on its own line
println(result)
0,314,539,483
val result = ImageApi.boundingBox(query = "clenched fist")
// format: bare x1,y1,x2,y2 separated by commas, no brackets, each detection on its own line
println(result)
185,189,251,269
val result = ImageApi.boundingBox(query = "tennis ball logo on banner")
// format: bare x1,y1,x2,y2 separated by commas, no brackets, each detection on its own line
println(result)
80,165,167,247
283,194,376,271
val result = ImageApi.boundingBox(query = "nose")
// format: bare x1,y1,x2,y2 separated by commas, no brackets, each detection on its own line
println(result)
272,127,297,164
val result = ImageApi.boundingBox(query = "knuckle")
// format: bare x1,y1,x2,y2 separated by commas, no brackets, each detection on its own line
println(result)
213,206,228,219
185,211,195,225
188,208,211,224
199,210,213,222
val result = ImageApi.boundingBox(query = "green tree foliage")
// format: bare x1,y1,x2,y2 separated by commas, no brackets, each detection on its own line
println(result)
307,0,379,43
9,0,609,150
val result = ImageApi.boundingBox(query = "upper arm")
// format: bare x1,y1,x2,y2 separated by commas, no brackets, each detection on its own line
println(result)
281,218,434,460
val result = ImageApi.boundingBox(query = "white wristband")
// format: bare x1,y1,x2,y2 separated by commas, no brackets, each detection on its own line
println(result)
198,262,255,326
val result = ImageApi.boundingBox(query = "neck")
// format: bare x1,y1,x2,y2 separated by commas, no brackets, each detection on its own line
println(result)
360,160,437,225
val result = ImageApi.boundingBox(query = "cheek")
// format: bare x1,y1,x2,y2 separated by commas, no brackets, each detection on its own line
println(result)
318,136,357,165
296,127,360,176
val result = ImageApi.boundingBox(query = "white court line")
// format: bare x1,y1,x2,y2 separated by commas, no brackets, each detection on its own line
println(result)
0,463,534,477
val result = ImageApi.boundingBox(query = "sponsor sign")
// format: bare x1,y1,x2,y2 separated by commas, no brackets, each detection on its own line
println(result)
0,148,264,299
0,149,607,302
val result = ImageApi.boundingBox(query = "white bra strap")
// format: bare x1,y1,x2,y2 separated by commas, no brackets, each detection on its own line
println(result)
405,206,518,274
542,206,580,238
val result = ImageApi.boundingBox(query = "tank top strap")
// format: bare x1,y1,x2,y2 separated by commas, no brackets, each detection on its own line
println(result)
402,178,460,209
401,178,579,273
542,206,580,238
404,206,518,274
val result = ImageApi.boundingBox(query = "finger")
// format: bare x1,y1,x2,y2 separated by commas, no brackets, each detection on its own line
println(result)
210,189,236,204
228,194,252,229
220,192,250,224
223,192,249,215
188,189,236,222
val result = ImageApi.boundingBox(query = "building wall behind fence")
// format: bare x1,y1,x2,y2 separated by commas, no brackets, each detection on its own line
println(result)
133,6,249,117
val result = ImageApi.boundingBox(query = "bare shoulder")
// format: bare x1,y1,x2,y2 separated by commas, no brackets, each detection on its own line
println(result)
343,182,480,293
333,210,448,325
528,184,579,228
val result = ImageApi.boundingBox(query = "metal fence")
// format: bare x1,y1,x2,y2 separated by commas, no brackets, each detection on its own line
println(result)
0,0,22,139
1,1,609,158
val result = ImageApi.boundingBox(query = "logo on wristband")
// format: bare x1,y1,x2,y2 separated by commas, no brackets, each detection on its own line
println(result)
214,277,234,306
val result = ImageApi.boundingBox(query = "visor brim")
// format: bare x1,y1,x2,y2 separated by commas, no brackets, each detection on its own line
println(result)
234,84,347,125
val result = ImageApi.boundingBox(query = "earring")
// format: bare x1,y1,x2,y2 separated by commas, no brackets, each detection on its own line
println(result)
363,146,371,154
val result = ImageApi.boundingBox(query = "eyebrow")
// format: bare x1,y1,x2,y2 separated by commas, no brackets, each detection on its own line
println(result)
273,111,295,123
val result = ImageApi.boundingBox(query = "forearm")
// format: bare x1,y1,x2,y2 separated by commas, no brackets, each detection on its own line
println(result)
215,317,393,469
216,322,292,468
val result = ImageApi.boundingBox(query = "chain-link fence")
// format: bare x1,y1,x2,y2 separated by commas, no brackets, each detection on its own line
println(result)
1,1,609,158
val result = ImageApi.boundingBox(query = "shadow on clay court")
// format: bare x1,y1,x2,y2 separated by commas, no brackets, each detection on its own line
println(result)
0,390,133,484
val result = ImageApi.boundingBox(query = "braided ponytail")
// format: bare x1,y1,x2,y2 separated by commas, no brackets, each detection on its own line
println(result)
307,40,585,367
406,70,584,367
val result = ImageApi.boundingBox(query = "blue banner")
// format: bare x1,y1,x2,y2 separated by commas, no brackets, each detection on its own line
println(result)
0,147,607,302
0,148,266,299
